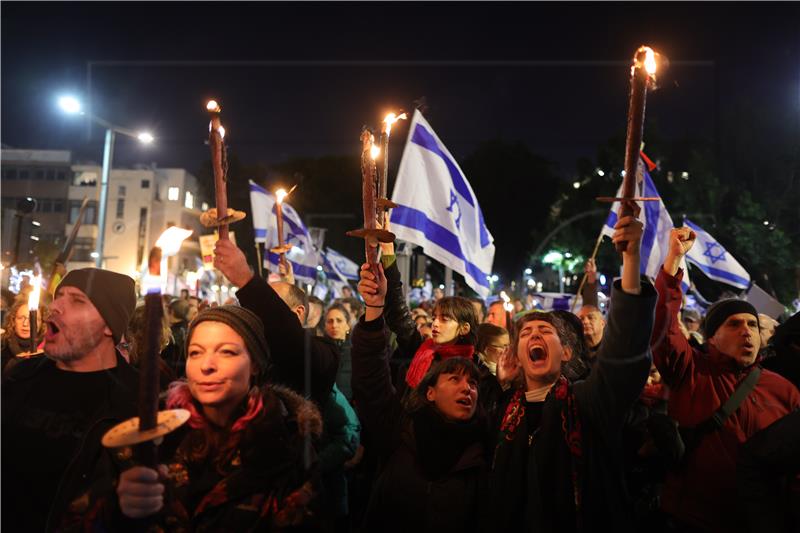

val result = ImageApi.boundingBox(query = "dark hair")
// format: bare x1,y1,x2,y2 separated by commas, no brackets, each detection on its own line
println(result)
433,296,478,346
468,297,487,319
308,295,324,307
406,356,481,414
342,297,364,320
477,323,509,354
550,310,588,361
325,303,351,326
512,311,580,362
169,298,192,322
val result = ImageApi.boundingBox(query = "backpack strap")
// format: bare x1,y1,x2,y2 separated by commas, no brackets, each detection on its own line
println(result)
698,366,762,434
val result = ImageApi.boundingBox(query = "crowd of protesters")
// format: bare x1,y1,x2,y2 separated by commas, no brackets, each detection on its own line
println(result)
2,217,799,532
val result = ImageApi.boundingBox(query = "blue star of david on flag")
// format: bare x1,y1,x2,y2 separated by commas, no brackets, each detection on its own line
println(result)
702,242,726,264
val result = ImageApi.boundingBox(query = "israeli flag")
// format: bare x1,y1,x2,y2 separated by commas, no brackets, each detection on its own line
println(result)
322,247,360,283
248,180,320,284
390,110,495,297
601,160,691,291
683,218,751,289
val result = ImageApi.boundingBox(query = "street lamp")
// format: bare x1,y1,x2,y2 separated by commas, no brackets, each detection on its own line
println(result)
58,94,154,267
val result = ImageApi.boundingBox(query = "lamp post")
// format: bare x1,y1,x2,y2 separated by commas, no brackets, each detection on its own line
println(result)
58,96,153,267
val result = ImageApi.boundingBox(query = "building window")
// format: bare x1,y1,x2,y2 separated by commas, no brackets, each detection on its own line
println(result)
201,201,209,211
118,185,126,197
57,171,66,181
69,200,98,224
116,198,125,219
46,169,56,181
53,199,65,213
34,169,45,180
20,169,29,179
5,168,17,180
168,187,180,201
41,200,53,213
72,237,95,262
141,179,150,189
184,191,194,209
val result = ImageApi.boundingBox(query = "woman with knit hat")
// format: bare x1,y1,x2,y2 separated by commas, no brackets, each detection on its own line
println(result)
352,262,491,532
95,305,322,531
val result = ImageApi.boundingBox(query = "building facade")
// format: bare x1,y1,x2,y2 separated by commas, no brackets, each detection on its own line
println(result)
2,148,208,295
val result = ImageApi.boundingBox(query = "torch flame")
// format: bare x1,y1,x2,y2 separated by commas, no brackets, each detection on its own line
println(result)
644,47,657,76
276,188,288,204
27,274,42,311
155,226,194,257
370,145,381,160
206,100,221,112
382,112,408,136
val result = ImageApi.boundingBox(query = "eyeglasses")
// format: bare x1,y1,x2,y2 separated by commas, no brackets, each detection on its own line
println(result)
487,343,510,353
15,315,30,324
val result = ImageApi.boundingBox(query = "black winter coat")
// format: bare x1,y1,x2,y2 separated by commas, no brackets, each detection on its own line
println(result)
352,315,490,533
236,275,340,408
485,279,657,533
2,352,139,532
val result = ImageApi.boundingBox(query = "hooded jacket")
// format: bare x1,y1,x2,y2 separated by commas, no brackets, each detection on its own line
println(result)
78,384,323,532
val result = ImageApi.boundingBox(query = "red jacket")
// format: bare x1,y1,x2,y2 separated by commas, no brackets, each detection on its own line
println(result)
652,268,800,532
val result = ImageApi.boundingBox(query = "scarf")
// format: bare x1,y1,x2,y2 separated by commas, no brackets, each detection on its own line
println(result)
405,338,475,388
412,404,485,479
477,352,497,376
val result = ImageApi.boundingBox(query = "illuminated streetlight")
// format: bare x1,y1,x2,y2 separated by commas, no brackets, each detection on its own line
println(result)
572,181,581,189
58,95,82,114
57,94,155,267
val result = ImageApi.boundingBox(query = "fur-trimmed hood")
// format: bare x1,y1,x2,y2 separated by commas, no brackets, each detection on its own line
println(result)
267,384,323,439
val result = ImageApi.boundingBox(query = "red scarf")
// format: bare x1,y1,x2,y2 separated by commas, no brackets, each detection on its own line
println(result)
405,338,475,388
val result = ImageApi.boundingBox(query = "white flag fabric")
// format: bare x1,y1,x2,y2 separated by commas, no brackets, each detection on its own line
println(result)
601,160,691,292
684,218,751,289
390,110,495,297
322,247,360,283
248,180,320,284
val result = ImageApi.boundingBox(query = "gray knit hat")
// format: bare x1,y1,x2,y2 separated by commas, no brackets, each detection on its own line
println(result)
58,268,136,344
187,305,271,385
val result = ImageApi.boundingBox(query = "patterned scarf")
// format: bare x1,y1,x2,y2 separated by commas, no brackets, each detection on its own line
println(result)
497,375,584,526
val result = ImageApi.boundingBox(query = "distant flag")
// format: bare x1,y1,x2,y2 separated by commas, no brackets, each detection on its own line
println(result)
683,218,751,290
390,110,495,297
601,157,691,291
322,247,360,283
248,180,320,284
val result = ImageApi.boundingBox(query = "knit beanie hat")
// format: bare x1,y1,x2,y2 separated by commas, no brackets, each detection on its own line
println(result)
58,268,136,344
703,299,759,339
187,305,271,386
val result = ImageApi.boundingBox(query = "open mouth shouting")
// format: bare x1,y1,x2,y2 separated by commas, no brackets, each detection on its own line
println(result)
44,320,62,342
527,344,549,367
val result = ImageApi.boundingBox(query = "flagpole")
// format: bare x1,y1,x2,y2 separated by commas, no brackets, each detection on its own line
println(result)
571,230,605,312
255,241,263,278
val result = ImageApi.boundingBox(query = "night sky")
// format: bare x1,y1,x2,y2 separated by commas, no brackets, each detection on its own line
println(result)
2,2,798,280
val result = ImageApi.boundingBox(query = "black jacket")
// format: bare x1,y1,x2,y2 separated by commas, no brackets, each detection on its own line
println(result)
485,279,656,533
352,315,490,533
236,275,340,408
1,352,139,532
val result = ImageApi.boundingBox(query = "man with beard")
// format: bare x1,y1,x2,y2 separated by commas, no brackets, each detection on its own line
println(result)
486,215,656,532
2,268,137,532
